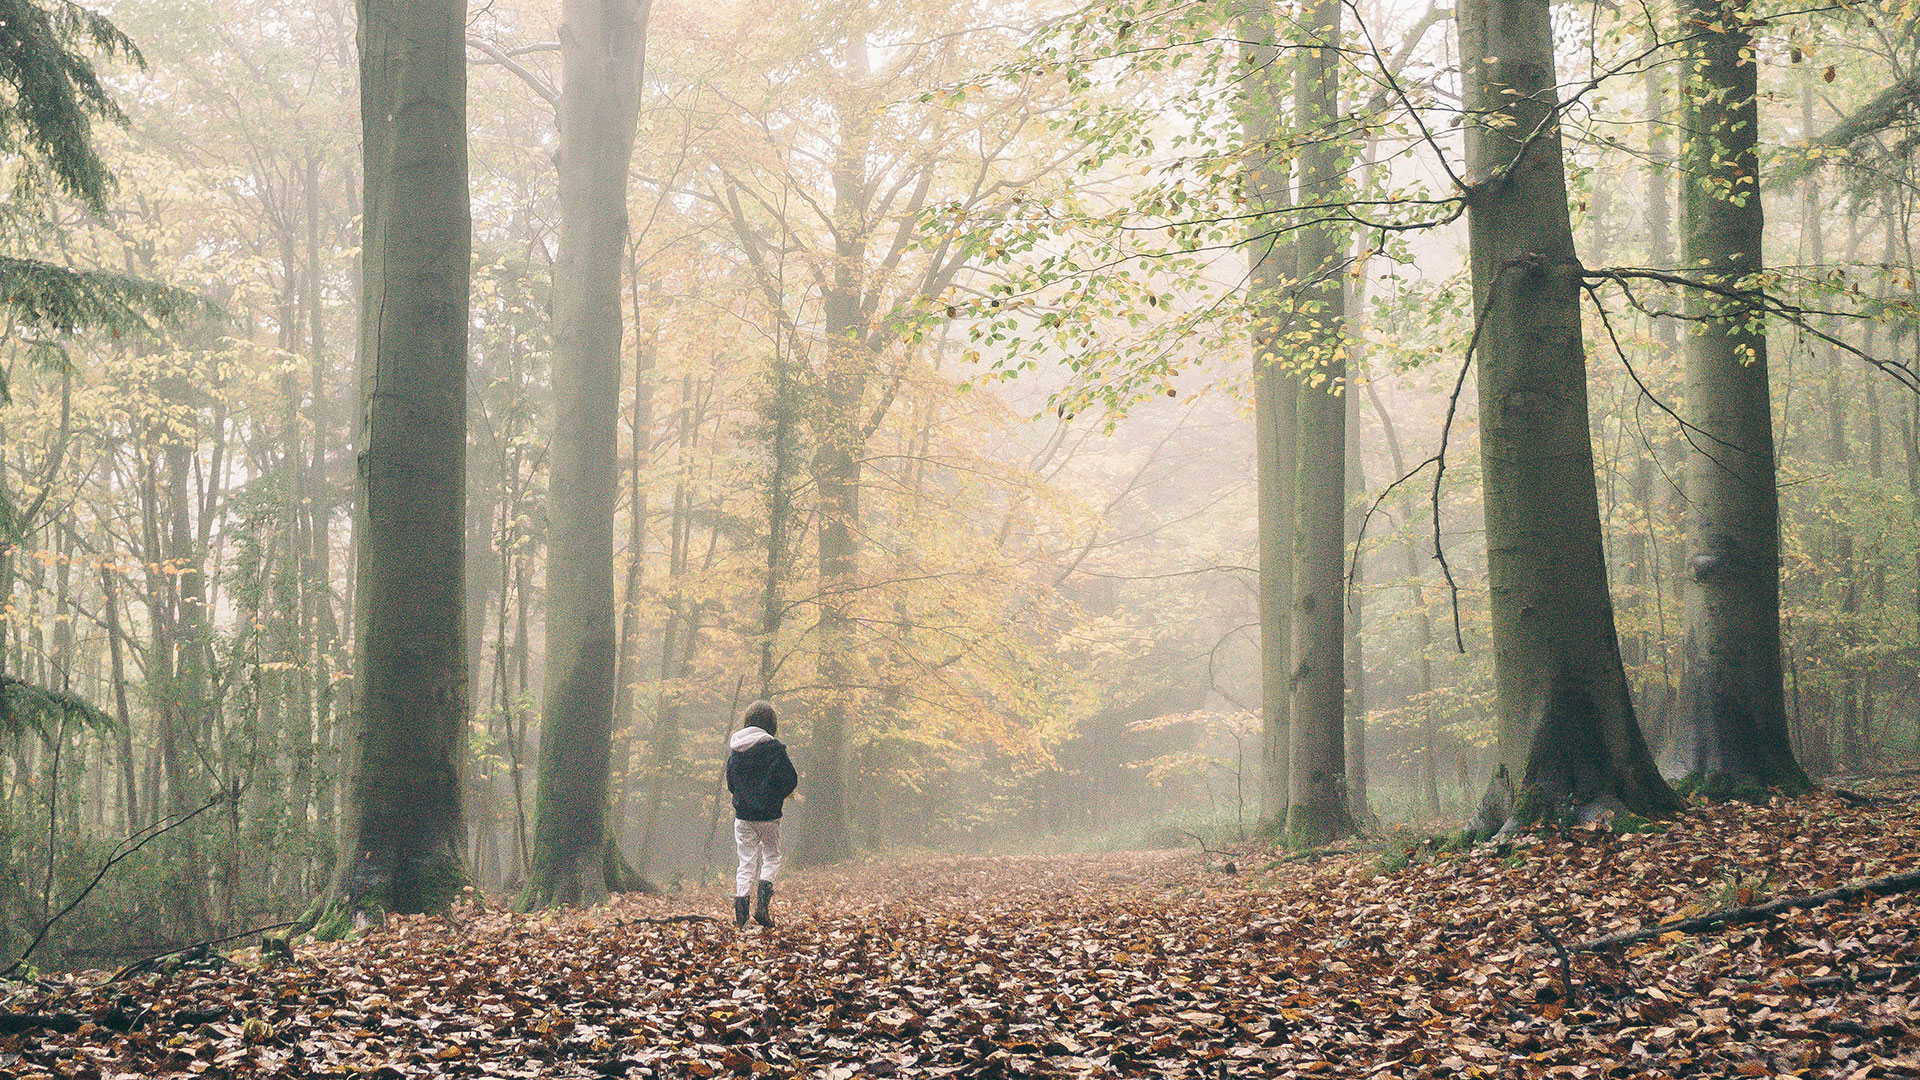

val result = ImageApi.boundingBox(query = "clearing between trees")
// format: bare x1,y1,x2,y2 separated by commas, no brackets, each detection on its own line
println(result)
3,782,1917,1079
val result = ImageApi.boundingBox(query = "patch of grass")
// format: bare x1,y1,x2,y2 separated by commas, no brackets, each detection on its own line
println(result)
1675,771,1774,804
1705,868,1772,912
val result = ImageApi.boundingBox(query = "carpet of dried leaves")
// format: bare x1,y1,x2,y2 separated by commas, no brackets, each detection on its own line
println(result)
3,779,1918,1079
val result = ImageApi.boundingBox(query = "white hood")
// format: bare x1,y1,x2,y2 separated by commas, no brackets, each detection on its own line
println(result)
730,726,776,752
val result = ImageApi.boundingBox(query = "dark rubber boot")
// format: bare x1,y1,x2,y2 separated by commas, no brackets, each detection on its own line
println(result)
734,895,750,929
753,880,774,928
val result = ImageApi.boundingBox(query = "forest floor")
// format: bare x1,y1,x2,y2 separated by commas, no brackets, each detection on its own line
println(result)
3,779,1920,1079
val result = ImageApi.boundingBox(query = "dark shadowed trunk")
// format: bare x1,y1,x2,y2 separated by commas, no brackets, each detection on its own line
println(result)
333,0,472,917
1673,0,1808,795
531,0,652,908
1459,0,1678,830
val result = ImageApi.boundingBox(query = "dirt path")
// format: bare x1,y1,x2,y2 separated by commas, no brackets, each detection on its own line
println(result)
3,789,1918,1077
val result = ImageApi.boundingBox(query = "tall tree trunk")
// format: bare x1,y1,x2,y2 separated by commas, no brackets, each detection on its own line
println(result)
758,329,799,695
531,0,652,908
1791,100,1834,776
1286,0,1354,845
1235,0,1296,828
795,40,877,868
1641,58,1683,749
612,268,655,840
635,375,697,877
1343,345,1368,821
305,149,342,882
98,556,138,832
334,0,472,917
1459,0,1678,830
1674,0,1807,795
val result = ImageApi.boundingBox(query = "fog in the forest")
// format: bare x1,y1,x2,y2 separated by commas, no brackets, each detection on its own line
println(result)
1,0,1912,965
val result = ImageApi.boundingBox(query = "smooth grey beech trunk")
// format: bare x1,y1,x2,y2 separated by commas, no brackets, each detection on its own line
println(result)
530,0,653,908
1286,0,1355,845
1674,0,1808,795
1458,0,1678,829
1235,0,1296,828
336,0,473,914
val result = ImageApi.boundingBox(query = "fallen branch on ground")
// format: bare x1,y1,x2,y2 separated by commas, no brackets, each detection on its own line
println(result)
107,919,299,983
1574,867,1920,952
1528,916,1578,1006
0,1011,84,1034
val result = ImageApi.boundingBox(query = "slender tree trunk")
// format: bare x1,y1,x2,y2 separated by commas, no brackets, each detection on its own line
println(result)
98,557,138,832
1366,383,1441,815
1642,61,1682,747
531,0,652,907
1286,0,1354,845
635,376,696,876
1673,0,1808,795
1791,105,1834,776
305,150,341,882
612,271,655,838
1236,0,1296,828
1459,0,1678,829
758,333,799,695
1343,346,1369,821
334,0,472,916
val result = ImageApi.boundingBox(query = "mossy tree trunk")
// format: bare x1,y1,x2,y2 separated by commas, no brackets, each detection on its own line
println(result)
1285,0,1356,846
530,0,652,908
1458,0,1679,830
334,0,472,917
1673,0,1809,797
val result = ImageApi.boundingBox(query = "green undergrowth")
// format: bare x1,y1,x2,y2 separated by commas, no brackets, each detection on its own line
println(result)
1674,771,1787,804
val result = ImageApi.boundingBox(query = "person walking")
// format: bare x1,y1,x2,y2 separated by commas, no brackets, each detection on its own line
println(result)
726,700,798,928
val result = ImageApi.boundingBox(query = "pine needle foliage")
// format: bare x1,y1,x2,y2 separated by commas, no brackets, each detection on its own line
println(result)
0,0,142,211
0,674,115,738
0,1,197,341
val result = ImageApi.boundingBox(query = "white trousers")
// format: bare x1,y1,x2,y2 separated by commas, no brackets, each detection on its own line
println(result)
734,818,783,896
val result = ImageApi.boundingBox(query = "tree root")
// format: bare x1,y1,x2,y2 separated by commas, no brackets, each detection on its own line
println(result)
1574,866,1920,952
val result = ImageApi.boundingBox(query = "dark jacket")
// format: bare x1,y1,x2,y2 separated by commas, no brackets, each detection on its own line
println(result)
727,726,798,821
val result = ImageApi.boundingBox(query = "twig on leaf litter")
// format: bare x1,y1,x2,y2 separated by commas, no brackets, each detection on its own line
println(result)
1528,915,1578,1006
1573,867,1920,952
1178,830,1238,860
106,919,301,984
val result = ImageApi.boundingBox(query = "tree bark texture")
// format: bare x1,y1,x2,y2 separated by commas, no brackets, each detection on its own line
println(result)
1674,0,1808,795
1343,339,1369,821
1458,0,1678,827
531,0,652,908
794,34,877,868
1286,0,1354,845
335,0,472,915
1236,0,1296,828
